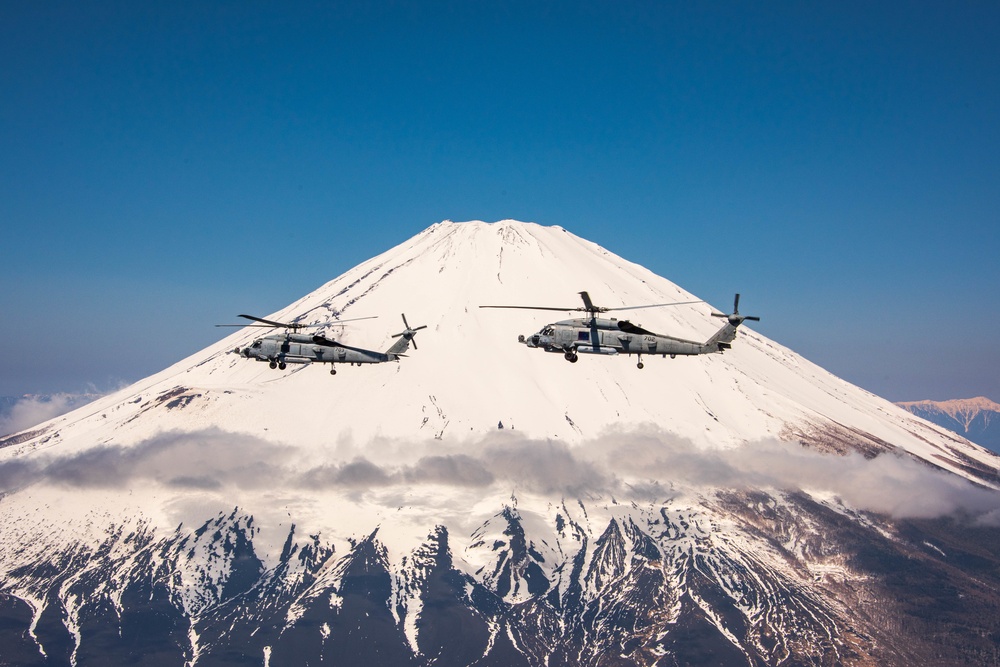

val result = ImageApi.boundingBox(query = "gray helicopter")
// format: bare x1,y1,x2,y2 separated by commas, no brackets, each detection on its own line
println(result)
480,292,758,369
218,314,426,374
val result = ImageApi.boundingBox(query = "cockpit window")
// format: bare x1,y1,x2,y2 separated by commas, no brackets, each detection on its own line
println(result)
251,340,262,348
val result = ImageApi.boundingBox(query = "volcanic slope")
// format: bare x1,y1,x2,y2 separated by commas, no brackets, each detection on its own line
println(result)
2,219,1000,667
6,220,996,473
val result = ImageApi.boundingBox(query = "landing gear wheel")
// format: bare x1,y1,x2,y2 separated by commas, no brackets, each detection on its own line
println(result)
564,351,579,363
330,367,337,375
269,361,277,369
278,362,287,370
637,361,644,369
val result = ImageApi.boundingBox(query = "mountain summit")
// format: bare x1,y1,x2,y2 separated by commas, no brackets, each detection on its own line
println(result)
2,220,1000,666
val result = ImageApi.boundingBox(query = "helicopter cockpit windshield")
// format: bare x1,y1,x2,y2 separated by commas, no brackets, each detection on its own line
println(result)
518,325,557,349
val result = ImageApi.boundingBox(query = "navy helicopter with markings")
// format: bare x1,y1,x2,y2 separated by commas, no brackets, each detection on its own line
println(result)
217,314,426,374
480,292,758,369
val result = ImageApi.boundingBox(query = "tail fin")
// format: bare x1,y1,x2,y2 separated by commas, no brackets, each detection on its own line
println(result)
703,322,739,353
385,314,427,359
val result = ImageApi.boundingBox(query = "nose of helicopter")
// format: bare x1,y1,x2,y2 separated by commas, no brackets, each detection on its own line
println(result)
519,333,541,347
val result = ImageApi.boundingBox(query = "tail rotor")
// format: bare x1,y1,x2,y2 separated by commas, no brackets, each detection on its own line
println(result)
391,314,427,350
711,294,760,327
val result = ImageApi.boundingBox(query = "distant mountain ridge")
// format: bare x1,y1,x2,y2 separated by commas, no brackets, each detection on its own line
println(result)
896,397,1000,454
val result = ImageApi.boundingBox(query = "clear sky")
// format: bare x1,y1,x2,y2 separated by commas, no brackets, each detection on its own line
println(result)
2,1,998,402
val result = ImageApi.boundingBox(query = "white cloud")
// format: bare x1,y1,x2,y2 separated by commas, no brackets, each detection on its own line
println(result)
0,393,99,437
2,425,999,525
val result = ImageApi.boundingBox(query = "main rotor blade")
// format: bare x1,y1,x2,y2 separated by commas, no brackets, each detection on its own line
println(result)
479,305,587,312
577,291,690,317
330,315,379,324
482,298,703,313
238,314,293,328
228,314,377,330
606,300,704,311
588,316,600,352
733,293,741,314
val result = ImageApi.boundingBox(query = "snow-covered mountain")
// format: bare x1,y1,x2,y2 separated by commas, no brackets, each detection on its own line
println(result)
897,397,1000,454
2,220,1000,666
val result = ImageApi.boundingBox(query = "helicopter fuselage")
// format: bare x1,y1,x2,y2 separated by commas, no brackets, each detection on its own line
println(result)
518,317,739,366
239,333,395,370
222,313,424,375
484,291,755,369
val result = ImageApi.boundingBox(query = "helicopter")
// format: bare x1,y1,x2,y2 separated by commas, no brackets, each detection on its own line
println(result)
480,292,758,369
217,313,426,374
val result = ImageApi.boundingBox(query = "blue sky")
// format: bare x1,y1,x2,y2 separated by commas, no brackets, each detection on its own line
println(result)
2,1,998,402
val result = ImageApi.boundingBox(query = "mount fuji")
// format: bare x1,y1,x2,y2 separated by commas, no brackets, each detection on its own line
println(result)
2,220,1000,666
